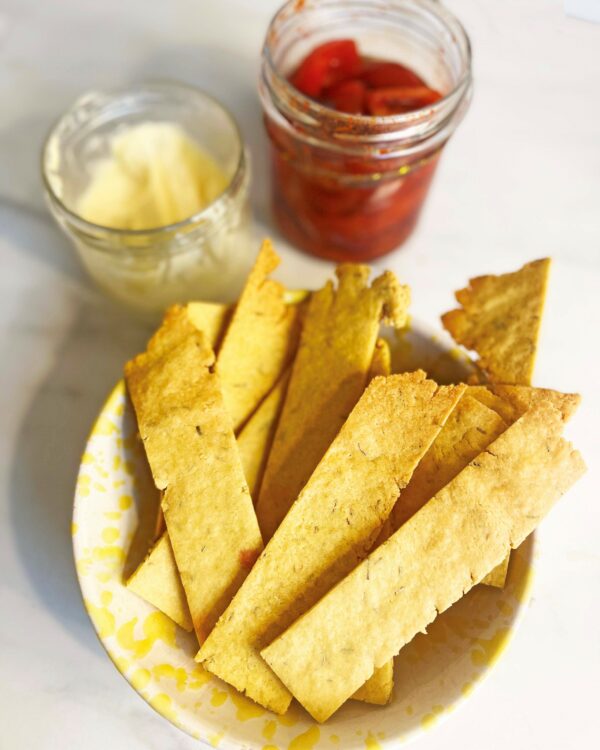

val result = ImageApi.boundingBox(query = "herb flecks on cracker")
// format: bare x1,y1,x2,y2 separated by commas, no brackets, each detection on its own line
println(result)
352,336,394,705
262,403,585,722
255,265,410,542
390,395,507,532
197,373,464,714
217,239,302,433
442,258,551,385
125,307,263,644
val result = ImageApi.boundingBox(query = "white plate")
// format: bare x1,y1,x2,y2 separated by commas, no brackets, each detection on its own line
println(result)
72,321,534,749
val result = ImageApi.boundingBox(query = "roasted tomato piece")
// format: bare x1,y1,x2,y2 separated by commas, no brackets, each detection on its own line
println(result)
290,39,360,98
366,86,442,116
323,79,367,114
360,61,425,89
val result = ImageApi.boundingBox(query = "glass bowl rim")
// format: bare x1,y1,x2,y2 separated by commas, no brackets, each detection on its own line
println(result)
41,80,247,240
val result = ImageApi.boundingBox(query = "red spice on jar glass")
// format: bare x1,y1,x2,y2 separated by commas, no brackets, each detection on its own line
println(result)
259,0,472,262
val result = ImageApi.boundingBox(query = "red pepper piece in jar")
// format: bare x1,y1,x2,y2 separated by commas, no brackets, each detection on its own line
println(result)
290,39,360,98
323,79,367,114
366,86,442,116
360,61,426,89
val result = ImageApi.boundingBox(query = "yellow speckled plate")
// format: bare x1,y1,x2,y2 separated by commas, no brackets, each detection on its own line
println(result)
73,323,535,749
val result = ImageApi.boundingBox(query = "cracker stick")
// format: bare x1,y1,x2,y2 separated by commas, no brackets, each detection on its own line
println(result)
237,367,291,499
467,383,580,586
442,258,551,385
153,301,232,539
354,368,498,704
256,265,410,541
467,384,580,425
262,403,585,722
389,395,507,532
126,260,305,623
242,335,393,703
126,370,290,629
127,533,192,631
197,373,465,714
352,663,394,706
186,301,232,350
125,307,262,644
352,337,394,706
125,367,296,625
389,394,508,590
216,240,302,432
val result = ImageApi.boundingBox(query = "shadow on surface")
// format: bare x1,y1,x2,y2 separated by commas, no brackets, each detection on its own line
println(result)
8,290,150,650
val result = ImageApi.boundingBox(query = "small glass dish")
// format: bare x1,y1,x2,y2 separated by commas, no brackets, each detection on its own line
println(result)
42,81,252,317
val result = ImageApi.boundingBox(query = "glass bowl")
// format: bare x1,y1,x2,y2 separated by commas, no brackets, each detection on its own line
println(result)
42,81,253,317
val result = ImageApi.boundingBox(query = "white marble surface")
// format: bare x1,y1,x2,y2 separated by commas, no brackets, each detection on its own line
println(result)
0,1,599,748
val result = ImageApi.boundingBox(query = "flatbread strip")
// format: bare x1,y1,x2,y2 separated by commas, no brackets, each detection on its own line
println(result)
125,342,393,639
126,271,304,624
468,383,580,586
126,370,289,632
125,307,263,644
216,239,302,433
186,301,231,350
359,393,505,702
197,373,465,714
127,302,230,624
125,366,291,631
127,533,192,631
255,265,410,541
390,395,507,532
471,384,580,423
237,367,291,499
352,663,394,706
153,301,231,539
352,337,394,706
263,403,585,722
442,258,550,385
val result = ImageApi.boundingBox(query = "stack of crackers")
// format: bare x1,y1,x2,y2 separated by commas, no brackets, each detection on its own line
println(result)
124,242,585,723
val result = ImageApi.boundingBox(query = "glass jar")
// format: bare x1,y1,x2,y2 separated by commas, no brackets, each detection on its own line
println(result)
42,82,252,317
259,0,472,262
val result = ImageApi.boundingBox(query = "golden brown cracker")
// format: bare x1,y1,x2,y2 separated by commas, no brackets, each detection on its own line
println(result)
197,373,465,714
262,403,585,722
349,336,394,704
466,386,516,424
351,662,394,705
352,336,394,705
489,384,580,422
216,240,302,432
127,369,292,623
185,301,231,350
237,367,291,499
390,395,507,531
467,383,580,587
127,533,192,631
481,554,511,588
255,265,410,541
369,337,392,379
125,307,263,643
442,258,551,384
149,303,230,544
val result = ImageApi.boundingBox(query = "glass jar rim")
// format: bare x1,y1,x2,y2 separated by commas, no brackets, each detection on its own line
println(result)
41,80,247,242
261,0,472,144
